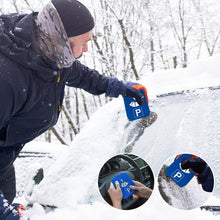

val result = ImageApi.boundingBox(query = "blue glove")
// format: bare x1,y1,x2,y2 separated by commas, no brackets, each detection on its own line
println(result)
181,157,206,174
181,158,214,192
106,77,145,105
0,190,24,220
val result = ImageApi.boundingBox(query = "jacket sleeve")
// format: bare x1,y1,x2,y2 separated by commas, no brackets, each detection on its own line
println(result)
198,165,214,193
0,81,15,129
0,77,26,145
65,60,109,95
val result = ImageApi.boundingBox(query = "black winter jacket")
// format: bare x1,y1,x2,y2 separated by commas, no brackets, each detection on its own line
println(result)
0,13,108,170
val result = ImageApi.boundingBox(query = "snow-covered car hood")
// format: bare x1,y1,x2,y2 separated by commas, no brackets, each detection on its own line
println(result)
16,55,220,219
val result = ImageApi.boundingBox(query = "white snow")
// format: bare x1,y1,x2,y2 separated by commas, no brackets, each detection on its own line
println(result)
14,55,220,219
141,54,220,100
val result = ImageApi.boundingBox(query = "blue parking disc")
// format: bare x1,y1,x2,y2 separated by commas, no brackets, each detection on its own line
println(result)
166,154,196,187
124,89,150,121
112,173,137,199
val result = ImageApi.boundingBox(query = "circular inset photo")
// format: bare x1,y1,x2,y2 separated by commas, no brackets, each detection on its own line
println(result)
158,153,214,210
98,154,154,210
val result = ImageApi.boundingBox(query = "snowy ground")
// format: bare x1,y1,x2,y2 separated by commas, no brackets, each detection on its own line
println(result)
14,55,220,219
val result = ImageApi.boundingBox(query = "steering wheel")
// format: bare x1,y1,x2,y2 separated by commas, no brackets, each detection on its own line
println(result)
98,154,150,210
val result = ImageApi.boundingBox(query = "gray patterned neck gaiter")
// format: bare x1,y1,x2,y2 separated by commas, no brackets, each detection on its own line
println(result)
35,2,75,69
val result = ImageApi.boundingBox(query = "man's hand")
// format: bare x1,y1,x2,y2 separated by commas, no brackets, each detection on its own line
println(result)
106,77,148,106
181,157,206,174
124,82,146,105
129,180,153,199
180,157,214,192
108,181,123,209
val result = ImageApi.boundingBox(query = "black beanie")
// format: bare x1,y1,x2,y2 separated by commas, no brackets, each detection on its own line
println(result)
52,0,95,37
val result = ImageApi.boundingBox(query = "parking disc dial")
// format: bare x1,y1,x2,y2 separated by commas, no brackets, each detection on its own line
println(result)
166,154,196,187
124,89,150,121
112,173,137,199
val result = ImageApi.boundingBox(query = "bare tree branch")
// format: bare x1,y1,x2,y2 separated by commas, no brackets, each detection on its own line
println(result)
50,127,69,145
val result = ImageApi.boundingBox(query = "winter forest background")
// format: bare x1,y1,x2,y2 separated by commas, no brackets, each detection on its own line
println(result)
0,0,219,145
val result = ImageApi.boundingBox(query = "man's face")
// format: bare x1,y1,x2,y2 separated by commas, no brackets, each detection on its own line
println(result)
68,29,93,59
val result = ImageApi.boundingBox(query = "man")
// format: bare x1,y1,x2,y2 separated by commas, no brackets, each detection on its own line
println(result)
0,0,147,206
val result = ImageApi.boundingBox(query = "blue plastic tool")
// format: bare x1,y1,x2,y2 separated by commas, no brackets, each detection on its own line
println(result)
123,89,150,121
111,173,137,199
166,154,196,187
